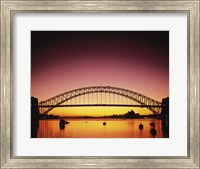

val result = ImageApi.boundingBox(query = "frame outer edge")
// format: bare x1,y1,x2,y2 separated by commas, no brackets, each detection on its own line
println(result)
0,0,200,169
1,1,7,168
1,2,12,168
188,1,200,168
193,1,199,167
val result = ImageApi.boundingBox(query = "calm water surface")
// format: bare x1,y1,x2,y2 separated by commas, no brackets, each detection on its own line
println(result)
37,118,169,138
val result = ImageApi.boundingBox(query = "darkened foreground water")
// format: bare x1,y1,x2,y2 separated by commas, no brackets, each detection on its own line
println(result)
36,118,169,138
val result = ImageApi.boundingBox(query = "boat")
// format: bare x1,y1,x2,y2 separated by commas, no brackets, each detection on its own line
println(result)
150,122,155,127
139,123,143,130
60,119,70,124
59,123,65,129
151,128,157,137
59,119,70,129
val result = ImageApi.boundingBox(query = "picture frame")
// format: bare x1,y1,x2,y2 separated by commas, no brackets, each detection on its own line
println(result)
0,0,199,168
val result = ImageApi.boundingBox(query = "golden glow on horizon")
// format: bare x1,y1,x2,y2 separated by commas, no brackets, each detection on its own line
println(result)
49,107,153,116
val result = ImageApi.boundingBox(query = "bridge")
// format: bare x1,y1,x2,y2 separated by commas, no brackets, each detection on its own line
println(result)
39,86,162,115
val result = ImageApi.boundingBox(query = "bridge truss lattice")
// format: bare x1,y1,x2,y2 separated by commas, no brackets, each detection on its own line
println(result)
39,86,162,115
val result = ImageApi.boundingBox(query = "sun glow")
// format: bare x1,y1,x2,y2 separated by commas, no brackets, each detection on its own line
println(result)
49,107,152,117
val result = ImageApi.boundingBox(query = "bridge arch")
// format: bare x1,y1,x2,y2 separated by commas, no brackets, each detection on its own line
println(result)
39,86,161,115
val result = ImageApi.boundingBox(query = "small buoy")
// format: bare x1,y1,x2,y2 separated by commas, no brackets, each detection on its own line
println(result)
139,123,143,130
151,128,157,137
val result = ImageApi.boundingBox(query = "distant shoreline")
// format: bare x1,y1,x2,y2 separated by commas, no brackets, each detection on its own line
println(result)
39,116,164,120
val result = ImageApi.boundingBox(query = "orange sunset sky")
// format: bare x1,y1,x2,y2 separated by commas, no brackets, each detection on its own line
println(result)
31,31,169,116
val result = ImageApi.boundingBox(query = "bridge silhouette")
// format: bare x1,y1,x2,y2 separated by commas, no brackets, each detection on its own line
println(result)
39,86,162,115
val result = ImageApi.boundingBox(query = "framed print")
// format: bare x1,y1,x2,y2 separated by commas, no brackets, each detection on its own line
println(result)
31,31,169,139
0,0,199,168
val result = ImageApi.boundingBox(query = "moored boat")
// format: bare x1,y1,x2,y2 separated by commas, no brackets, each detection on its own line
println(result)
59,119,70,129
151,127,157,137
150,122,155,127
139,123,143,130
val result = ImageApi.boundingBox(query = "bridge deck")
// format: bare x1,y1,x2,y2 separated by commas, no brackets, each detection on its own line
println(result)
38,104,162,108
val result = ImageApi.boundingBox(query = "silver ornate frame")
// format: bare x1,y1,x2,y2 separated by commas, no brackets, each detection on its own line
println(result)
0,1,199,168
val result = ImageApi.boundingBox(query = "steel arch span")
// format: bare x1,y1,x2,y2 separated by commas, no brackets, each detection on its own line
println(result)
39,86,162,115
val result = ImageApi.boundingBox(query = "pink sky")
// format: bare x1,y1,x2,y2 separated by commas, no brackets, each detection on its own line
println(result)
31,31,169,103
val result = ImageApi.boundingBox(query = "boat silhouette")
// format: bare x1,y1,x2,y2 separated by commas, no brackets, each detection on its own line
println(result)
59,119,70,129
150,122,155,127
139,123,143,130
